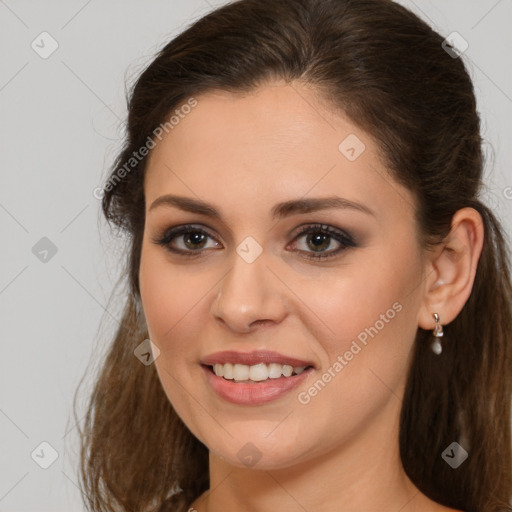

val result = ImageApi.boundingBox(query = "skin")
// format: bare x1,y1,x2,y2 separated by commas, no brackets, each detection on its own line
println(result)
138,80,483,512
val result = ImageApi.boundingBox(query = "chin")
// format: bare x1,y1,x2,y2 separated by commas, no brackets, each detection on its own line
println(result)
204,429,318,471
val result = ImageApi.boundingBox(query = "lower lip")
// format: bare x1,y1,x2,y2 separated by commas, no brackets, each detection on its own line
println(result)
202,365,314,405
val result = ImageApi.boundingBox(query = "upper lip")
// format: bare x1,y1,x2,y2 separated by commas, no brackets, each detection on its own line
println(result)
201,350,315,368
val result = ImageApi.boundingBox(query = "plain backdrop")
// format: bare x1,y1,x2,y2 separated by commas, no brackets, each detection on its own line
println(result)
1,1,511,511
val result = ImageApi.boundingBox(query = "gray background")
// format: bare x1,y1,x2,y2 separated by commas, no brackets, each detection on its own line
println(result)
1,1,511,511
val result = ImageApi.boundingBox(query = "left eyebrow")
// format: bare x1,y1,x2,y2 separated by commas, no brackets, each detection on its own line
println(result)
148,194,375,219
271,196,375,219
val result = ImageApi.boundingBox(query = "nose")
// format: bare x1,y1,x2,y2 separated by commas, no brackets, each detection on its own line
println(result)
211,249,288,333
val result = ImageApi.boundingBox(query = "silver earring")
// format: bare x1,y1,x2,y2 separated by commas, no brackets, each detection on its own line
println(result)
431,312,444,355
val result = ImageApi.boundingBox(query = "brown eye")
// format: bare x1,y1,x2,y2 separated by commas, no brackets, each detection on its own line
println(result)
152,222,357,261
153,225,221,257
290,224,356,260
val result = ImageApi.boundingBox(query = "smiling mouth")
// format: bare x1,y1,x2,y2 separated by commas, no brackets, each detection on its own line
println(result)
204,362,314,383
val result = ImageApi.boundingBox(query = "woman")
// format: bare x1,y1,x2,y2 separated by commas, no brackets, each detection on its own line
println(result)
75,0,512,511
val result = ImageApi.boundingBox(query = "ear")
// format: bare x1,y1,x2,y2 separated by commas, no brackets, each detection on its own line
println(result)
418,207,485,330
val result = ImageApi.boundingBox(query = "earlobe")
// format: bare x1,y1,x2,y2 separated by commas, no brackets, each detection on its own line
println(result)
418,207,484,331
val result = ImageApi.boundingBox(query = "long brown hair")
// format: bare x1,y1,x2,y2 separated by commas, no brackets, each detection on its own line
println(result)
73,0,512,510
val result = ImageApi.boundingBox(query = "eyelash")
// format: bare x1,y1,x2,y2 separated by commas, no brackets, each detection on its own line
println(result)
152,223,357,261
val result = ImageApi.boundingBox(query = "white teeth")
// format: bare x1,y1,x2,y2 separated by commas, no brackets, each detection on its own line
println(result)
268,363,282,379
223,363,234,379
233,363,249,381
211,362,309,381
282,364,293,377
249,363,269,382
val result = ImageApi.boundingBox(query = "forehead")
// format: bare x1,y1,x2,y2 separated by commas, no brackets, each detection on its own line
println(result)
144,81,414,223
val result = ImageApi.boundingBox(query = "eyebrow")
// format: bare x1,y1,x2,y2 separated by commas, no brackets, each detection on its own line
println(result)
149,194,375,219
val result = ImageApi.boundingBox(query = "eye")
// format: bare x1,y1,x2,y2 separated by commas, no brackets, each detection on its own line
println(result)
152,224,221,257
288,223,356,260
152,223,357,260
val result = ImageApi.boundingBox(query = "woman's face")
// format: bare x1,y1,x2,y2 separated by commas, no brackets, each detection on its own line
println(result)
139,81,428,470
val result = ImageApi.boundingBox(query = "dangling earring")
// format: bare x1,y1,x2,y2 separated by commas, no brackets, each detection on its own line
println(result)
431,312,444,355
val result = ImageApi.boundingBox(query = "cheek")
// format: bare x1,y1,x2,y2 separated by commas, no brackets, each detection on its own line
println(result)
296,246,423,400
139,244,206,349
139,246,213,432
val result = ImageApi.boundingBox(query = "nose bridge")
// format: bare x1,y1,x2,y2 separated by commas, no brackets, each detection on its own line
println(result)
212,241,286,330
